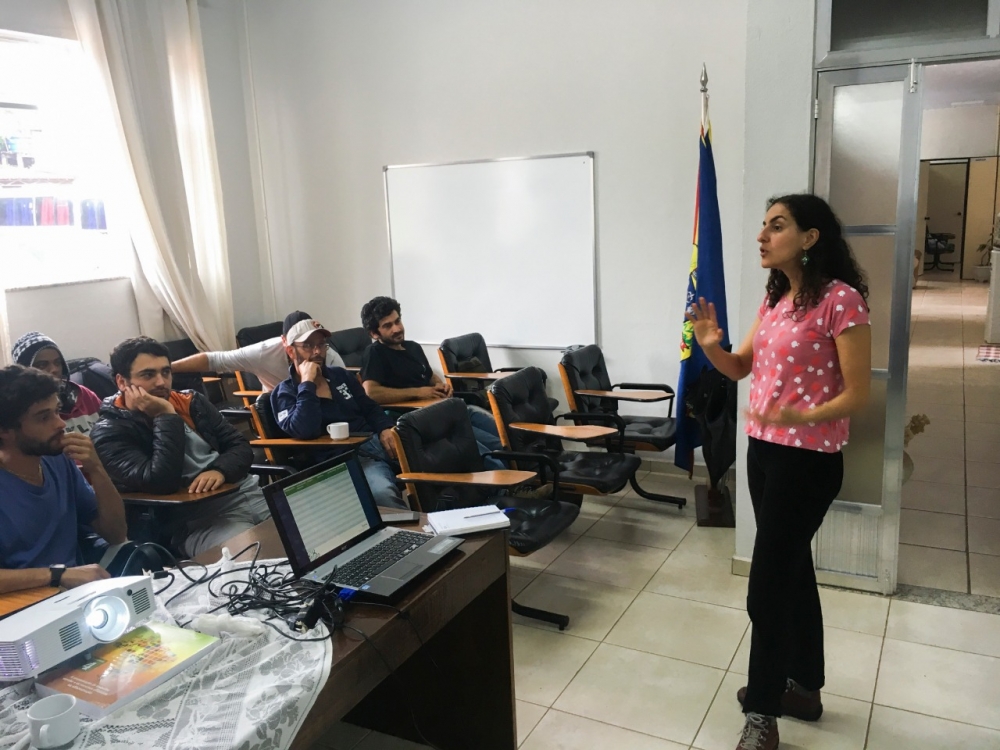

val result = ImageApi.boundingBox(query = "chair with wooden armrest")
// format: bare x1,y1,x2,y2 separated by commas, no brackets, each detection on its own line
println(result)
248,392,367,480
438,332,557,412
559,345,685,508
328,327,371,369
394,398,578,630
232,321,282,405
487,367,643,504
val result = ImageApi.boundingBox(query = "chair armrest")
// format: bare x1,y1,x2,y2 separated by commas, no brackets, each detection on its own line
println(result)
250,436,368,447
495,367,523,372
218,408,252,422
613,382,674,393
233,390,264,398
556,412,626,451
511,421,618,441
396,470,537,487
249,463,295,478
485,450,566,503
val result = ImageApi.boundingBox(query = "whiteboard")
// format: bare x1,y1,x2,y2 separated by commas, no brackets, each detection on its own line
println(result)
385,153,596,348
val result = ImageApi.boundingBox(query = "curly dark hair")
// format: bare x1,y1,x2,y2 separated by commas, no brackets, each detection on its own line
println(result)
110,336,170,379
764,194,869,317
361,296,401,334
0,365,60,431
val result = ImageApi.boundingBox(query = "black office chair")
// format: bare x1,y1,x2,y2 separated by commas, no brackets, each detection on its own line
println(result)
438,332,558,412
488,367,642,502
67,357,117,399
234,321,284,393
924,226,956,271
163,337,249,423
394,398,579,629
328,327,371,368
559,345,685,507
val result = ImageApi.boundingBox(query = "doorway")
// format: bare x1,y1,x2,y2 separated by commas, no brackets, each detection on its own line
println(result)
923,160,968,274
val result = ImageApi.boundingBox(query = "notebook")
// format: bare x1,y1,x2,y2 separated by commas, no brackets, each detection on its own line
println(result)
426,505,510,536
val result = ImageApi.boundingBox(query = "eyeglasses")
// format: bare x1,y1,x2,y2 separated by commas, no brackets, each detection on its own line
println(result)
294,341,329,353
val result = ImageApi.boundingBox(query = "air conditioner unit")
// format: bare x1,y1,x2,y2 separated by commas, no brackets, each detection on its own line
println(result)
0,576,155,680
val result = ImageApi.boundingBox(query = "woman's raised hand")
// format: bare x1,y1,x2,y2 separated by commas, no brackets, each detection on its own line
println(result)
685,297,726,349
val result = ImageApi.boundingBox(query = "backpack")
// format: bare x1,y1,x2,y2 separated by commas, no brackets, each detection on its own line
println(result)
67,357,117,400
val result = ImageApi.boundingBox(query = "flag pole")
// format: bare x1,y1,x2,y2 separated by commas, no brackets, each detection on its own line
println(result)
700,63,709,132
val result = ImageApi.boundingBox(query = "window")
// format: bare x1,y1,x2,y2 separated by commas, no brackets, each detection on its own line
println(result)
0,36,127,290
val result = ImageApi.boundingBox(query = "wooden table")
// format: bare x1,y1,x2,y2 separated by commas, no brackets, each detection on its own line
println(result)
251,435,368,448
194,518,515,750
0,586,59,618
381,398,443,411
443,371,514,381
121,483,241,546
510,422,617,440
397,469,536,487
575,388,672,402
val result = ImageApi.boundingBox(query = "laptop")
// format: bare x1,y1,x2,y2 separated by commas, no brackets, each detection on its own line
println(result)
262,453,463,600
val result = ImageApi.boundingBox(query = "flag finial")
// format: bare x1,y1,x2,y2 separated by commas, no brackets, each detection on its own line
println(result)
700,64,708,94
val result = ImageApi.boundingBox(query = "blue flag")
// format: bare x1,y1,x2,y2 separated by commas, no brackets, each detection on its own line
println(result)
675,108,729,473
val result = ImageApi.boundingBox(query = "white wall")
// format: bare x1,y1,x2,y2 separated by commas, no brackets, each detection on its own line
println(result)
0,0,74,39
921,105,1000,159
735,0,817,562
241,0,749,422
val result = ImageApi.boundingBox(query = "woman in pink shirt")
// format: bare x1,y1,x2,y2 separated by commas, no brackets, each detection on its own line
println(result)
689,194,871,750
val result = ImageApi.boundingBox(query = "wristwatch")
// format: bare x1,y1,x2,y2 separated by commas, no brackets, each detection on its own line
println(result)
49,564,66,588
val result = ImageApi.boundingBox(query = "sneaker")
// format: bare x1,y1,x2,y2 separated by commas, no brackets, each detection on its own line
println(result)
737,680,823,722
736,713,778,750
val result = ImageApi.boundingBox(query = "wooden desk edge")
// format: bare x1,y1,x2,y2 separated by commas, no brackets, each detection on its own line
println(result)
250,436,367,447
121,483,239,504
0,586,60,618
510,422,617,438
574,389,671,402
397,469,536,487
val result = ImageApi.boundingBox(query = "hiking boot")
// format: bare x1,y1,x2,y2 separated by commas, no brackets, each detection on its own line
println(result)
736,713,778,750
737,680,823,722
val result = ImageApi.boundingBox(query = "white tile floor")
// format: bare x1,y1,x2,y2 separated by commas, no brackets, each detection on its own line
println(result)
903,272,1000,595
312,469,1000,749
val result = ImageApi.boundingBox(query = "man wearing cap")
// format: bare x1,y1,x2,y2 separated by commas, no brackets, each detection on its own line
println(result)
170,311,347,391
12,331,103,436
270,318,407,509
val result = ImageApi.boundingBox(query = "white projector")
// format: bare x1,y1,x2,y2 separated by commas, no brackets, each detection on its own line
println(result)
0,576,155,680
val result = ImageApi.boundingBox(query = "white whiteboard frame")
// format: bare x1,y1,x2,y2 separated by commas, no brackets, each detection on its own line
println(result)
383,151,599,349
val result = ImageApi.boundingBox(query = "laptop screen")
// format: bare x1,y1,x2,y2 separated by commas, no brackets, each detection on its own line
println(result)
263,454,383,577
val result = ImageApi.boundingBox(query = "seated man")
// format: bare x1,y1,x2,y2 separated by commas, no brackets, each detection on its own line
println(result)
0,365,127,594
91,337,270,557
270,317,407,509
12,331,103,436
360,296,502,452
170,310,346,391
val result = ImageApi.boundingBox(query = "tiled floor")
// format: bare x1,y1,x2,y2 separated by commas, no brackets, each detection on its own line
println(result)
902,272,1000,596
312,469,1000,749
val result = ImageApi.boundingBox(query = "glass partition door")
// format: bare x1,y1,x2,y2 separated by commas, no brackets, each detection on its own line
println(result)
812,65,922,593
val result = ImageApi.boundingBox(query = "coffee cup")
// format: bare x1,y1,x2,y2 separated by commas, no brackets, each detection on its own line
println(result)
28,694,80,749
326,422,349,440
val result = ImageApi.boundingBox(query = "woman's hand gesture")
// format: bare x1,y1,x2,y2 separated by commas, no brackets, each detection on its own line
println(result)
685,297,726,349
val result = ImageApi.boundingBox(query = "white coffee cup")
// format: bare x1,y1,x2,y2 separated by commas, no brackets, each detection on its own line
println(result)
28,694,80,749
326,422,349,440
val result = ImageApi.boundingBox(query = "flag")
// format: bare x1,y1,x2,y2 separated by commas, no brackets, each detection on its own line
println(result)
675,81,730,473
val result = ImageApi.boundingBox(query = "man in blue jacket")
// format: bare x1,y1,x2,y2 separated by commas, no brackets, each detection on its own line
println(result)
270,318,406,509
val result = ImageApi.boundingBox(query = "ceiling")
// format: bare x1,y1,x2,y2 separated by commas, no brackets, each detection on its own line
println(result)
923,59,1000,109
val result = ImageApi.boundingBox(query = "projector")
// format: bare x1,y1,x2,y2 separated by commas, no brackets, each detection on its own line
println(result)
0,576,155,681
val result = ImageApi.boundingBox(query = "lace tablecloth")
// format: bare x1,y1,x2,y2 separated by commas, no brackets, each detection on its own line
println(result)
0,556,332,750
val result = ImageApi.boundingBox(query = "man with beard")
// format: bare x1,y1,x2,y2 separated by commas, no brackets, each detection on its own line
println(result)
270,317,407,509
359,296,502,452
91,337,270,556
0,366,127,593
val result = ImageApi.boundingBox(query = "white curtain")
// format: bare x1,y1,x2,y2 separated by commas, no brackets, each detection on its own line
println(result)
68,0,235,351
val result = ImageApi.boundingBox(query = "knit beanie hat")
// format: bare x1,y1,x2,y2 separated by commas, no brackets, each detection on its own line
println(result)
11,331,70,378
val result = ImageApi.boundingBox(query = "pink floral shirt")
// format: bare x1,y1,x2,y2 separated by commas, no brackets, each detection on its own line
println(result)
745,280,869,453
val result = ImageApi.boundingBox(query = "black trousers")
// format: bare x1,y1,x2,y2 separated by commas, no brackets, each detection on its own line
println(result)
742,437,843,717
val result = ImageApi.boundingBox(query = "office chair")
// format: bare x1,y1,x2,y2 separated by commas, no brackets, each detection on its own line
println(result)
488,367,643,502
438,332,558,412
924,226,956,271
394,398,579,629
559,345,685,508
328,327,371,369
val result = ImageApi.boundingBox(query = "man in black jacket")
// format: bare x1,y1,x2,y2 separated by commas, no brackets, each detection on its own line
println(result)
91,337,269,556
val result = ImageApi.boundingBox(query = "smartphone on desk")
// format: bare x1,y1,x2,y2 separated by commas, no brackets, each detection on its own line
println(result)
382,511,421,524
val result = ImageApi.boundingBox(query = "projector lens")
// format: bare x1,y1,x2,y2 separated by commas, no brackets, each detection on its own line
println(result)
84,596,131,642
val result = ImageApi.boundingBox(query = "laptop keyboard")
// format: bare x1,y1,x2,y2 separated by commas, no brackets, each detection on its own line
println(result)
334,531,431,588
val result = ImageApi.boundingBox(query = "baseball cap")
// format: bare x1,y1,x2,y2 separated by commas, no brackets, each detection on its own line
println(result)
282,310,313,336
283,317,331,345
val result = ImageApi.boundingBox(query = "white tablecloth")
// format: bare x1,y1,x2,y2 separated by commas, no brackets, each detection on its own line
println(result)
0,556,332,750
